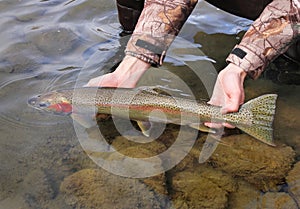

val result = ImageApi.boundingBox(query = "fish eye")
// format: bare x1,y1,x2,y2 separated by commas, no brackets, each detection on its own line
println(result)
28,98,37,106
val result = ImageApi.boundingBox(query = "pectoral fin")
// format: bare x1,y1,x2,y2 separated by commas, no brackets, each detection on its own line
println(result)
138,86,172,96
71,113,97,128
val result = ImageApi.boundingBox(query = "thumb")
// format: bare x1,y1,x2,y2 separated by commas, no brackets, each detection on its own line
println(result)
220,96,241,114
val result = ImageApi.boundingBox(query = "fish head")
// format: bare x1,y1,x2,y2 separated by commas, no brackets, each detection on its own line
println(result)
28,91,72,115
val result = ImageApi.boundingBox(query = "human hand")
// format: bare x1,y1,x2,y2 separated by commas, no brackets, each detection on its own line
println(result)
205,63,247,128
85,55,151,88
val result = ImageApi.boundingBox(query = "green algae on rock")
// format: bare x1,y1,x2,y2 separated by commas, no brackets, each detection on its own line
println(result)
229,181,298,209
260,192,298,209
228,180,261,208
60,169,168,209
111,135,168,158
170,166,237,209
203,134,295,191
286,161,300,206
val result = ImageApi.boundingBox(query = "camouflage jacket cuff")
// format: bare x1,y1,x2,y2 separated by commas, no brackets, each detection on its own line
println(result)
226,0,300,79
125,36,167,66
226,45,266,79
125,0,198,66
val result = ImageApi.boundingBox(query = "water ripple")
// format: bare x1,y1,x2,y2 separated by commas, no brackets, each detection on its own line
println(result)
0,71,75,128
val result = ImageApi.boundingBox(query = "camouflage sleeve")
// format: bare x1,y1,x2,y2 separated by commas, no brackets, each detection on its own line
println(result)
226,0,300,79
125,0,198,66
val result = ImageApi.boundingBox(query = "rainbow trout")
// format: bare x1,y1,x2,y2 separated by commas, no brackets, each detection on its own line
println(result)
28,87,277,146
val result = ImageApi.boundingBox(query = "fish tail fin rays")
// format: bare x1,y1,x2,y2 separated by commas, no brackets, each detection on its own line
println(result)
236,94,278,146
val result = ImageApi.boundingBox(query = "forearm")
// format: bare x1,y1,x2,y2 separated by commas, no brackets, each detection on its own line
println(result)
125,0,198,66
226,0,300,79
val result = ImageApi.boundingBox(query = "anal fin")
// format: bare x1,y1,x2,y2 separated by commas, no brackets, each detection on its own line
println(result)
136,121,153,137
189,123,216,134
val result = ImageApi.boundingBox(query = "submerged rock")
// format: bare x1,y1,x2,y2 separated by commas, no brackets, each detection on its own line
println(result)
111,135,168,157
229,181,298,209
0,42,41,73
203,134,295,190
228,180,261,208
60,169,168,209
26,27,79,56
170,165,237,209
113,136,169,195
104,143,168,195
286,162,300,206
260,192,298,209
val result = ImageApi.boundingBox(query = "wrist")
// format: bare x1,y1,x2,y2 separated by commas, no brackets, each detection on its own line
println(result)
112,55,151,87
115,55,150,76
123,55,151,68
226,63,247,80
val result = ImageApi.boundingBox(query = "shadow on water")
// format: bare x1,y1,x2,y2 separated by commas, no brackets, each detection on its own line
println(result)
0,0,299,208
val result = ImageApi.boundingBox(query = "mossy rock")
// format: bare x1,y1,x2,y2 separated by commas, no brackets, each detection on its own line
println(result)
260,192,298,209
228,180,261,208
286,162,300,206
170,165,237,209
60,169,167,209
204,134,295,191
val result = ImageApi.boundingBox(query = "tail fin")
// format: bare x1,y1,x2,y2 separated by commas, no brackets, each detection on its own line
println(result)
236,94,278,146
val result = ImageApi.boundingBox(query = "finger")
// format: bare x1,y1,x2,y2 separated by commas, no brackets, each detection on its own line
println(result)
207,87,226,107
204,122,223,129
83,80,97,87
221,87,243,113
85,77,102,87
85,74,117,87
222,122,235,129
204,122,235,129
221,99,240,114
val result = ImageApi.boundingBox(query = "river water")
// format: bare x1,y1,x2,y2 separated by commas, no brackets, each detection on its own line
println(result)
0,0,299,208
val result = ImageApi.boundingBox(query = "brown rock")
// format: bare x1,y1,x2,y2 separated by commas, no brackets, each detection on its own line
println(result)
228,178,298,209
60,169,167,209
228,180,261,208
286,162,300,206
261,192,298,209
206,134,295,190
111,135,168,157
171,165,237,209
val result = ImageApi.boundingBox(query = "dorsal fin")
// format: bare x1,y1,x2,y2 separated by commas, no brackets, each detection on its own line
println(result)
138,86,172,96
